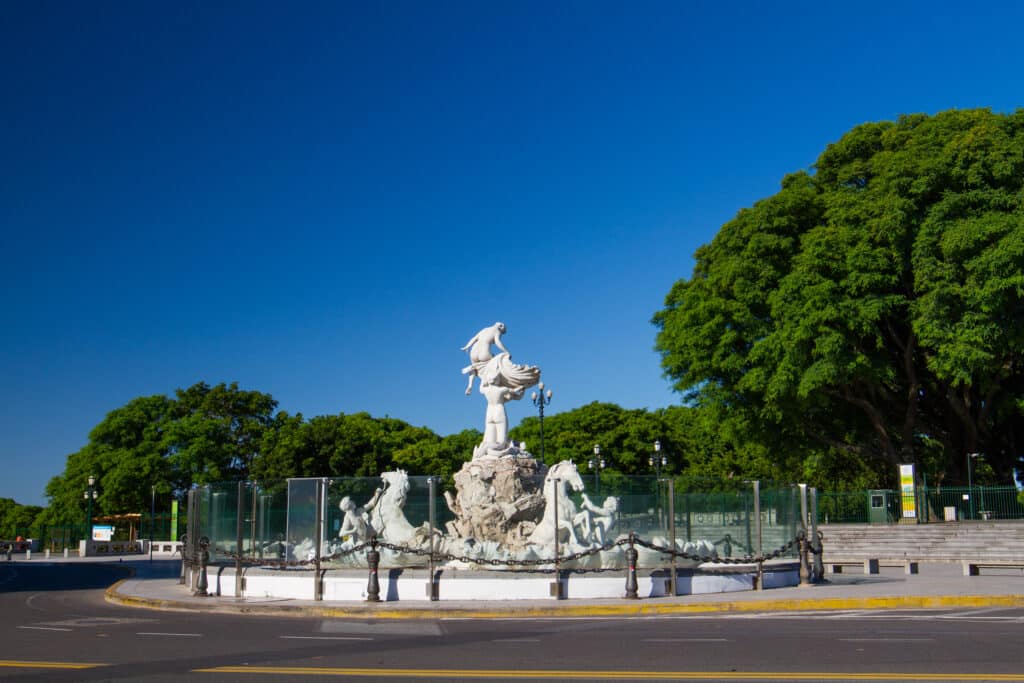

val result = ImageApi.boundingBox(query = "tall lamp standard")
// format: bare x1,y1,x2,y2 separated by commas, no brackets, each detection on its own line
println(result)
967,453,982,520
649,440,667,479
589,444,606,494
650,440,677,595
150,484,156,562
84,476,98,541
530,382,553,462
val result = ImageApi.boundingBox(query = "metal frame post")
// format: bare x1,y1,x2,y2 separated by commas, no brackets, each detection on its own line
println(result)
752,480,763,591
428,476,438,601
235,481,245,598
552,478,562,598
667,478,677,597
314,478,325,601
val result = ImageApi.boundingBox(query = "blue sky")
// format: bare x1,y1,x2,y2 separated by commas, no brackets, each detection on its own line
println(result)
2,2,1022,506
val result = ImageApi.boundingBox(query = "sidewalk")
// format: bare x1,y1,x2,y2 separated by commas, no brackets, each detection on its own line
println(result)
96,559,1024,619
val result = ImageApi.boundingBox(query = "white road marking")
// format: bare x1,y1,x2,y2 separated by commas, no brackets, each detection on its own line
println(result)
839,638,935,643
280,636,373,641
17,626,72,632
643,638,730,642
491,638,541,643
136,632,203,637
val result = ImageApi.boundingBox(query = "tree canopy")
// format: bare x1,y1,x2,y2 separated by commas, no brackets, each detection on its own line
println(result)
654,108,1024,487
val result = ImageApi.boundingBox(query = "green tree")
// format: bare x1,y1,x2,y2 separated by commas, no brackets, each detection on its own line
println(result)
654,108,1024,487
0,498,45,539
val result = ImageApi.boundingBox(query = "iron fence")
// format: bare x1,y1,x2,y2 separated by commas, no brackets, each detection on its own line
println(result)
817,485,1024,524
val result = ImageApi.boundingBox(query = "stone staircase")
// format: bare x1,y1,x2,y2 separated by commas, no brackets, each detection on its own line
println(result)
818,521,1024,562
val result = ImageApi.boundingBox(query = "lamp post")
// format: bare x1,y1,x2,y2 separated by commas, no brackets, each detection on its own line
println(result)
530,382,553,462
967,452,981,520
83,476,98,541
150,484,156,562
589,444,606,494
649,440,667,479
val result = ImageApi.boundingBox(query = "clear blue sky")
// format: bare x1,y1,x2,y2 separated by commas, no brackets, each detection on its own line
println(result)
2,2,1022,506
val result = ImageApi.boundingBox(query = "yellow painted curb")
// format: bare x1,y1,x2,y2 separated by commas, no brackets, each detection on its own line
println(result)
105,581,1024,620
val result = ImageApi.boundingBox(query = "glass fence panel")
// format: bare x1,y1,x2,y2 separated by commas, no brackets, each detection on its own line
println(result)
191,474,813,569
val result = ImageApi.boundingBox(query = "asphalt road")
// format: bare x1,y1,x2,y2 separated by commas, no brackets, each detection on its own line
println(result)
2,562,1024,682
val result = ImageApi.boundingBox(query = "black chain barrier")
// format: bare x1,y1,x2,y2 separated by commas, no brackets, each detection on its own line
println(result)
633,535,800,565
212,541,374,568
210,533,800,571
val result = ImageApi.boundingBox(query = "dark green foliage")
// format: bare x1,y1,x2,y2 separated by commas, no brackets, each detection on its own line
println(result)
655,108,1024,487
0,498,45,539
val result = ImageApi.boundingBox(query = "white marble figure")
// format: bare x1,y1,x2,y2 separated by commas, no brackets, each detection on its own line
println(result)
573,493,619,545
461,322,508,395
462,321,541,459
337,496,371,544
527,460,586,549
366,470,433,546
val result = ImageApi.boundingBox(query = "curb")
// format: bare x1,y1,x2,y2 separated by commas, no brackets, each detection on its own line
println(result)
105,579,1024,619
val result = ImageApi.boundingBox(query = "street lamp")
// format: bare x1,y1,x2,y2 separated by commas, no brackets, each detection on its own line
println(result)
530,382,553,462
967,453,982,520
150,484,156,562
83,475,98,541
589,444,606,494
649,440,667,479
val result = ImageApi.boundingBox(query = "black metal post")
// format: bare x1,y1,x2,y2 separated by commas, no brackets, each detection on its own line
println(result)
551,477,563,598
428,477,438,601
314,479,325,602
625,532,639,599
531,383,552,462
236,481,245,598
798,529,810,587
367,535,381,602
195,536,210,597
179,533,188,585
150,485,156,562
667,478,677,597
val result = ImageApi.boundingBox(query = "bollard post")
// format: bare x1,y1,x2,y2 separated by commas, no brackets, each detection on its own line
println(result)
366,535,381,602
25,549,31,561
427,477,438,601
798,529,810,587
4,544,11,562
64,548,69,559
179,534,188,585
194,537,210,597
723,533,732,558
625,532,639,599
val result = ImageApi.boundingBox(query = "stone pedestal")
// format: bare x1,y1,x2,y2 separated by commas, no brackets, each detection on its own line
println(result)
444,456,547,550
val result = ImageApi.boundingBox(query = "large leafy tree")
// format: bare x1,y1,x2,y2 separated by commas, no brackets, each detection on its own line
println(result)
654,108,1024,486
45,382,277,521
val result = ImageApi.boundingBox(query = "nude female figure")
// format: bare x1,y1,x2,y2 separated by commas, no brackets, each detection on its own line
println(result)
461,322,508,394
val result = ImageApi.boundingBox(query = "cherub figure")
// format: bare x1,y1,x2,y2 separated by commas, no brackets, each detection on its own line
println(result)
461,322,508,394
573,494,620,545
337,495,372,543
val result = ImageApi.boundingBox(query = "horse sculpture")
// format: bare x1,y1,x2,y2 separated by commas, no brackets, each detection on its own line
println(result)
527,460,586,549
367,470,420,543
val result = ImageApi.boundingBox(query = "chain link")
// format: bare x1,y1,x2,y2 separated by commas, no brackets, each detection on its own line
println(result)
209,533,800,571
632,535,799,564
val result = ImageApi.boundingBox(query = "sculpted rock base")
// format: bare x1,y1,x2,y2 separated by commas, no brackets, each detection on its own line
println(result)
444,455,546,550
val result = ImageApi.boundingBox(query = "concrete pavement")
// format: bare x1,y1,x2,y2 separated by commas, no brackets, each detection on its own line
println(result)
6,554,1022,618
84,558,1024,619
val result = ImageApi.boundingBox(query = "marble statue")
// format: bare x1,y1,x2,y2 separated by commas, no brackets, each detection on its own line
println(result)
462,323,541,459
337,496,372,544
461,322,508,394
573,493,619,545
527,460,586,548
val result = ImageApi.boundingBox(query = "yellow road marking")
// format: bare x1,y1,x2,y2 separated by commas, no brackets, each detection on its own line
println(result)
192,667,1024,680
0,660,106,670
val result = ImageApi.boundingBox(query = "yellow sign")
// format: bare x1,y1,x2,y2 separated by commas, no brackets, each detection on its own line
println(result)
899,464,916,519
